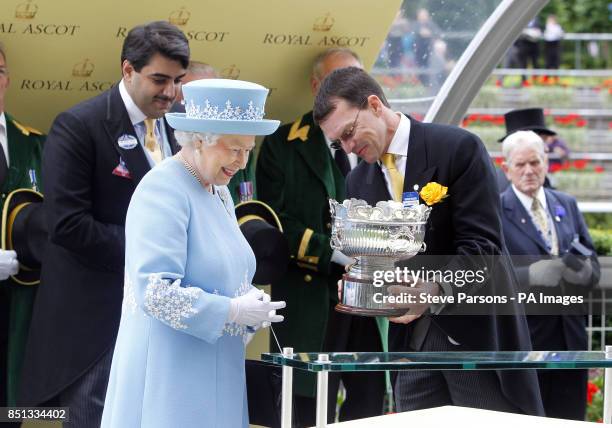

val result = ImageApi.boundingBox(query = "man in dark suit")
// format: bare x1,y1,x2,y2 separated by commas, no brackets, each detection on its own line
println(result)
257,49,387,426
500,130,600,420
314,67,544,416
19,21,189,427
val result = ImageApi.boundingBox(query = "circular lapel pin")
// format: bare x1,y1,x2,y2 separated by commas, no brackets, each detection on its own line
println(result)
118,134,138,150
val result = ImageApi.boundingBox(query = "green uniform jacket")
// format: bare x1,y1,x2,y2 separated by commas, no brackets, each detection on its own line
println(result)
257,111,387,397
0,113,44,406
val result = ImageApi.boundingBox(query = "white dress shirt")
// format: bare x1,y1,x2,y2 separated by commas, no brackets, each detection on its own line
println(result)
0,112,10,166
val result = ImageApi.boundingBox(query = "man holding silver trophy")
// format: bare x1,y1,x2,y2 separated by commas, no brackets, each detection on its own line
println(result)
314,67,544,416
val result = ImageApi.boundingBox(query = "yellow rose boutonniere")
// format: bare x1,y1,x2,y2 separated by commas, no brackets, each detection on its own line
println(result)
419,182,448,206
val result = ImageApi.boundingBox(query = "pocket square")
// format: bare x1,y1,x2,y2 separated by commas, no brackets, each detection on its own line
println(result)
112,158,132,179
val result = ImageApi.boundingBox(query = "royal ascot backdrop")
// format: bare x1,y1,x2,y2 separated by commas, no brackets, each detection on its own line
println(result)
1,0,401,132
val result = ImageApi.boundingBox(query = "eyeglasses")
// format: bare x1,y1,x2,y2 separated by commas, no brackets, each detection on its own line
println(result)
330,105,364,150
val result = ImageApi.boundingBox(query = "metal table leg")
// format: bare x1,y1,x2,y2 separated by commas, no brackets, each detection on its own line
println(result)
316,354,330,428
281,347,294,428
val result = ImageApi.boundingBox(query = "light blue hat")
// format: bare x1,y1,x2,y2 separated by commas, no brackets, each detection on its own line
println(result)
165,79,280,136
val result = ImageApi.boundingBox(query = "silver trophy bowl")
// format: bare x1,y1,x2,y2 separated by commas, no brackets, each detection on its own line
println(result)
330,199,431,316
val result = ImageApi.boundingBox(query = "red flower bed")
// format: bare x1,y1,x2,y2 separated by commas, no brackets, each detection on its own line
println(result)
554,114,587,128
588,381,599,404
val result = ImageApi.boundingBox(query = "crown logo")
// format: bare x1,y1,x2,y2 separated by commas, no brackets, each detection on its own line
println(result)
221,64,240,80
72,59,95,78
313,13,334,32
169,7,190,26
15,0,38,19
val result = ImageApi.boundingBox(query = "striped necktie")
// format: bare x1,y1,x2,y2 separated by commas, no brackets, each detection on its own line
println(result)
381,153,403,202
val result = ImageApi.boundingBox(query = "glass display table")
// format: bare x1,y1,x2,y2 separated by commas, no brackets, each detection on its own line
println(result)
263,347,612,427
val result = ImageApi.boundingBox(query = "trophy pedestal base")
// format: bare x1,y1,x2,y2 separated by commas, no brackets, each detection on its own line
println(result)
337,274,410,317
335,303,406,317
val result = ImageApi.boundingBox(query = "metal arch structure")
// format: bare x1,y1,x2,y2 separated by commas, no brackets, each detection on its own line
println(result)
425,0,550,125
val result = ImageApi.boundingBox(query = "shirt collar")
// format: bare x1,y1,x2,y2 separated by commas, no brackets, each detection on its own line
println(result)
386,113,410,157
119,79,148,126
0,112,6,132
512,184,547,213
323,133,335,151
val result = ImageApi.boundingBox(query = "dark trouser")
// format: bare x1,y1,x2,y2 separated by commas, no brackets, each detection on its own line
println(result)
539,368,587,420
57,349,113,428
0,287,19,428
395,323,521,414
294,303,385,427
516,40,540,82
545,41,561,69
0,287,9,408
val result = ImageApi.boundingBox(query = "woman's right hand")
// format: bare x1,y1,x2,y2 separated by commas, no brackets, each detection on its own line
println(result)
228,288,285,327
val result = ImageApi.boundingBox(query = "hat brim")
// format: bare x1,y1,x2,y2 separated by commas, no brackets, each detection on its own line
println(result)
498,126,557,142
235,200,283,231
165,113,280,136
1,188,44,285
235,200,288,285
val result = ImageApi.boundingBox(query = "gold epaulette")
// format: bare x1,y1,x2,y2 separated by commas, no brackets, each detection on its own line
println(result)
11,119,43,136
287,117,310,142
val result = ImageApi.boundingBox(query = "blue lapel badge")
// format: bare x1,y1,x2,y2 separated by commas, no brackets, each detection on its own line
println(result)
118,134,138,150
554,205,566,222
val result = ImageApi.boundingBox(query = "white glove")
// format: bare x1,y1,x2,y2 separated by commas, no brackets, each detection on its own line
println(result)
332,250,354,268
562,258,593,286
528,259,566,287
249,292,273,330
0,250,19,280
228,287,285,327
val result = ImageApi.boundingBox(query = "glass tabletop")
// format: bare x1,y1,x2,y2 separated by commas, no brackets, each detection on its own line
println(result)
262,351,612,372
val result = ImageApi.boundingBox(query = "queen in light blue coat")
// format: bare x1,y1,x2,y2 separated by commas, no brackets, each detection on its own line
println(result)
101,79,283,428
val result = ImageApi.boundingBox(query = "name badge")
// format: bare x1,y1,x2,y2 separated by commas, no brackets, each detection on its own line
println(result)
402,191,419,207
118,134,138,150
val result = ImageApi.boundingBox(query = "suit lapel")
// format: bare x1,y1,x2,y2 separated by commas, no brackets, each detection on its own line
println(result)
365,162,392,202
404,118,436,197
291,112,337,198
545,189,571,253
164,117,180,154
102,85,150,184
502,188,550,253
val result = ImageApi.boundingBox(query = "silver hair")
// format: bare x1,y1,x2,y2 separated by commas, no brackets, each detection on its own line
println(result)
312,48,362,80
502,130,546,163
174,131,219,148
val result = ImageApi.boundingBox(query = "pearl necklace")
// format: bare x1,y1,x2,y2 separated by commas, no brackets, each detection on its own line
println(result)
177,151,203,186
176,152,234,217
